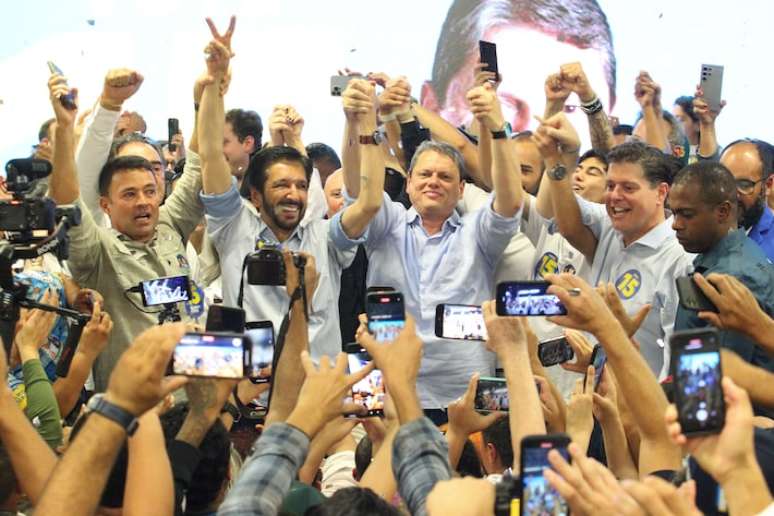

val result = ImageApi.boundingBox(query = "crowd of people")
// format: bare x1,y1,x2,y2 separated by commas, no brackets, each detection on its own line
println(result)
2,5,774,516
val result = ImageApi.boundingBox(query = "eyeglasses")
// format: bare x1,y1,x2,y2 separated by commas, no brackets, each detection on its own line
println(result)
736,178,764,195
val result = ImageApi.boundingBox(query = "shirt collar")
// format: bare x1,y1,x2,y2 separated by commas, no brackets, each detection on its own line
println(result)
694,229,746,269
256,218,305,247
405,206,462,231
753,206,774,234
625,217,675,250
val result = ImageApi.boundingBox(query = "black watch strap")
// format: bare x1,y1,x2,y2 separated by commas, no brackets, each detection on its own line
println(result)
87,394,139,436
491,121,512,140
221,401,242,422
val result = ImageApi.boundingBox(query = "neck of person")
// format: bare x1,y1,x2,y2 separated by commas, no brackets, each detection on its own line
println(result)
261,214,295,243
419,212,448,236
622,212,665,247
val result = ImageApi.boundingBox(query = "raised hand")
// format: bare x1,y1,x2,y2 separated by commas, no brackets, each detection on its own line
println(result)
474,61,501,89
48,74,78,128
101,68,144,110
447,373,506,436
692,85,726,125
78,301,113,360
466,82,506,132
544,273,619,337
559,62,596,103
205,15,236,55
342,78,377,122
544,72,571,103
379,76,411,116
597,282,651,338
561,330,594,374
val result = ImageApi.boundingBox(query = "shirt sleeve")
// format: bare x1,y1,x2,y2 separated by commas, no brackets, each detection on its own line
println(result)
329,191,404,251
65,198,106,285
573,194,610,240
320,450,358,497
161,150,204,241
218,422,310,516
74,104,120,226
459,183,489,215
521,196,549,247
473,193,522,268
22,358,63,448
201,180,245,248
303,168,327,222
391,417,452,516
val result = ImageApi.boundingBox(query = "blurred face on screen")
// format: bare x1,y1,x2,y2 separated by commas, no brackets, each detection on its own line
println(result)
422,25,611,149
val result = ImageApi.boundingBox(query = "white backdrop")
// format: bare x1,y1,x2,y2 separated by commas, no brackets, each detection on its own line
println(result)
1,0,771,167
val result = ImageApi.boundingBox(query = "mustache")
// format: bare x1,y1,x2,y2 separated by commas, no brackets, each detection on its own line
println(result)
278,200,303,208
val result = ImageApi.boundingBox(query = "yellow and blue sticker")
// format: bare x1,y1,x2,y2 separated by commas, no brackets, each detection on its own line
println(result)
534,252,559,278
184,281,206,320
615,269,642,299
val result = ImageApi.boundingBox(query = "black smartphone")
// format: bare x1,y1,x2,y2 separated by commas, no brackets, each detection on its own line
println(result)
670,328,725,436
676,276,718,313
588,344,607,392
330,75,354,96
46,61,77,110
475,376,509,412
345,348,384,417
205,305,246,333
478,40,499,79
168,118,180,152
434,304,488,341
140,275,191,306
538,336,575,367
496,281,567,316
520,434,571,516
245,321,274,382
366,291,405,343
700,64,724,112
172,332,250,379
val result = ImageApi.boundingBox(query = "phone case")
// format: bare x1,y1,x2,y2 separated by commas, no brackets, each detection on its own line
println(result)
676,277,718,312
700,64,724,112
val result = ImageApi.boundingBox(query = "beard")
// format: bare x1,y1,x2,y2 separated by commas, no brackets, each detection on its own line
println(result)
738,193,765,230
265,198,306,231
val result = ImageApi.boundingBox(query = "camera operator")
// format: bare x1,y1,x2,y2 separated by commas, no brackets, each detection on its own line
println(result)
197,33,384,359
45,61,205,392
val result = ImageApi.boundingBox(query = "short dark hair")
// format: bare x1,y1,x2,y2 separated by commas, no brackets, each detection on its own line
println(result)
457,438,484,478
613,124,633,136
308,487,401,516
354,435,372,480
38,118,55,142
226,109,263,151
482,417,514,471
246,145,313,195
109,132,165,165
98,155,156,196
722,138,774,181
0,444,16,505
160,404,231,512
607,140,675,187
672,161,737,208
579,148,608,170
409,141,467,180
673,96,699,124
306,142,342,169
431,0,616,108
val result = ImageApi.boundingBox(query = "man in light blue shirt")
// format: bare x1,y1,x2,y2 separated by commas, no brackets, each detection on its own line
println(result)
196,58,385,359
331,83,525,408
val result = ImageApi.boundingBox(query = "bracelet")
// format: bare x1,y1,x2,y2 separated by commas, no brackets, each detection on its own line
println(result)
580,96,603,116
378,112,397,123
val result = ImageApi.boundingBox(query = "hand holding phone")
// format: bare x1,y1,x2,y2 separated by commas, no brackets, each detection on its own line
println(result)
474,376,509,412
699,64,724,113
46,61,77,110
366,291,405,343
521,434,571,516
245,321,274,382
478,41,499,81
676,276,718,313
345,348,384,416
496,281,567,316
168,118,180,152
538,336,574,367
172,332,250,379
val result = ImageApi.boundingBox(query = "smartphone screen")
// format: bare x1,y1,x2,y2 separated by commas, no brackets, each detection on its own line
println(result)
538,337,574,367
478,40,498,76
245,322,274,381
496,281,567,316
345,349,384,416
141,275,190,306
672,330,725,435
589,344,607,391
205,305,246,333
520,436,571,516
173,332,247,379
435,304,488,341
475,376,509,412
367,292,405,343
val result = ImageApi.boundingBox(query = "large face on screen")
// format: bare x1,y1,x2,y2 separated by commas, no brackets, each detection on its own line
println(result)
422,24,613,146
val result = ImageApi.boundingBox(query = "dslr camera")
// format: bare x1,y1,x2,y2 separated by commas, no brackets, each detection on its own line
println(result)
246,245,307,286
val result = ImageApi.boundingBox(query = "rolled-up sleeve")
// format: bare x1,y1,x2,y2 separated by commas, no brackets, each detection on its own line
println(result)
474,193,522,267
392,417,451,516
575,194,610,240
201,180,243,245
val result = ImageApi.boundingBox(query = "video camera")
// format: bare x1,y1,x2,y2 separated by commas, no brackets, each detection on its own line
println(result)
0,157,87,376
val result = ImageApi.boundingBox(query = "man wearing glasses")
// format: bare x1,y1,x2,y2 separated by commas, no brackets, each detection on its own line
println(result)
720,139,774,262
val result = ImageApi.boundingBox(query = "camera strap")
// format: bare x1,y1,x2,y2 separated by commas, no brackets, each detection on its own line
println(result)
266,285,305,411
236,254,250,309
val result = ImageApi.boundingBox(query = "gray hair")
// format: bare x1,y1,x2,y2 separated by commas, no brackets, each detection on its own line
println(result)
408,141,467,180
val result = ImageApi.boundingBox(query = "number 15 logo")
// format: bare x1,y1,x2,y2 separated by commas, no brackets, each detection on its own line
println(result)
615,270,642,299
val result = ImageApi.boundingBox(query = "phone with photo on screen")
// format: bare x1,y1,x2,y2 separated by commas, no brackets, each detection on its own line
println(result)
140,275,191,306
495,281,567,316
474,376,509,412
205,305,246,333
245,321,274,383
345,347,384,417
366,291,405,343
670,328,725,436
172,332,250,379
434,304,488,341
700,64,724,112
538,336,574,367
520,434,571,516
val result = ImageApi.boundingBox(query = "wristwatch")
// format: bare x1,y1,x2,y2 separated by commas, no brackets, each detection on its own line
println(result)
221,401,242,423
359,130,383,145
547,163,568,181
490,121,512,140
86,394,140,436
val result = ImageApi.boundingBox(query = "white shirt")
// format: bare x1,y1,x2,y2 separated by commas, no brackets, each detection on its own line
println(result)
574,196,694,375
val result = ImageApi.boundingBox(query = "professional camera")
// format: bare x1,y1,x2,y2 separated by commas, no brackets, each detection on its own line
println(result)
246,245,307,286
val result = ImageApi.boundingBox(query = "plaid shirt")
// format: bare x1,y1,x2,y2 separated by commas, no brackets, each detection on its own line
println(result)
392,417,452,516
218,422,310,516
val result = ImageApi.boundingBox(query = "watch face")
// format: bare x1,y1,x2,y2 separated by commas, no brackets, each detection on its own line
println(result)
550,165,567,180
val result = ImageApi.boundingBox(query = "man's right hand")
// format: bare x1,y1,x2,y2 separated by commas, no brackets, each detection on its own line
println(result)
104,323,188,417
357,316,423,394
447,373,506,437
545,273,620,337
532,112,581,161
100,69,144,111
78,301,113,360
283,250,319,302
379,76,411,115
559,62,596,103
342,78,375,121
48,74,78,128
544,72,571,103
